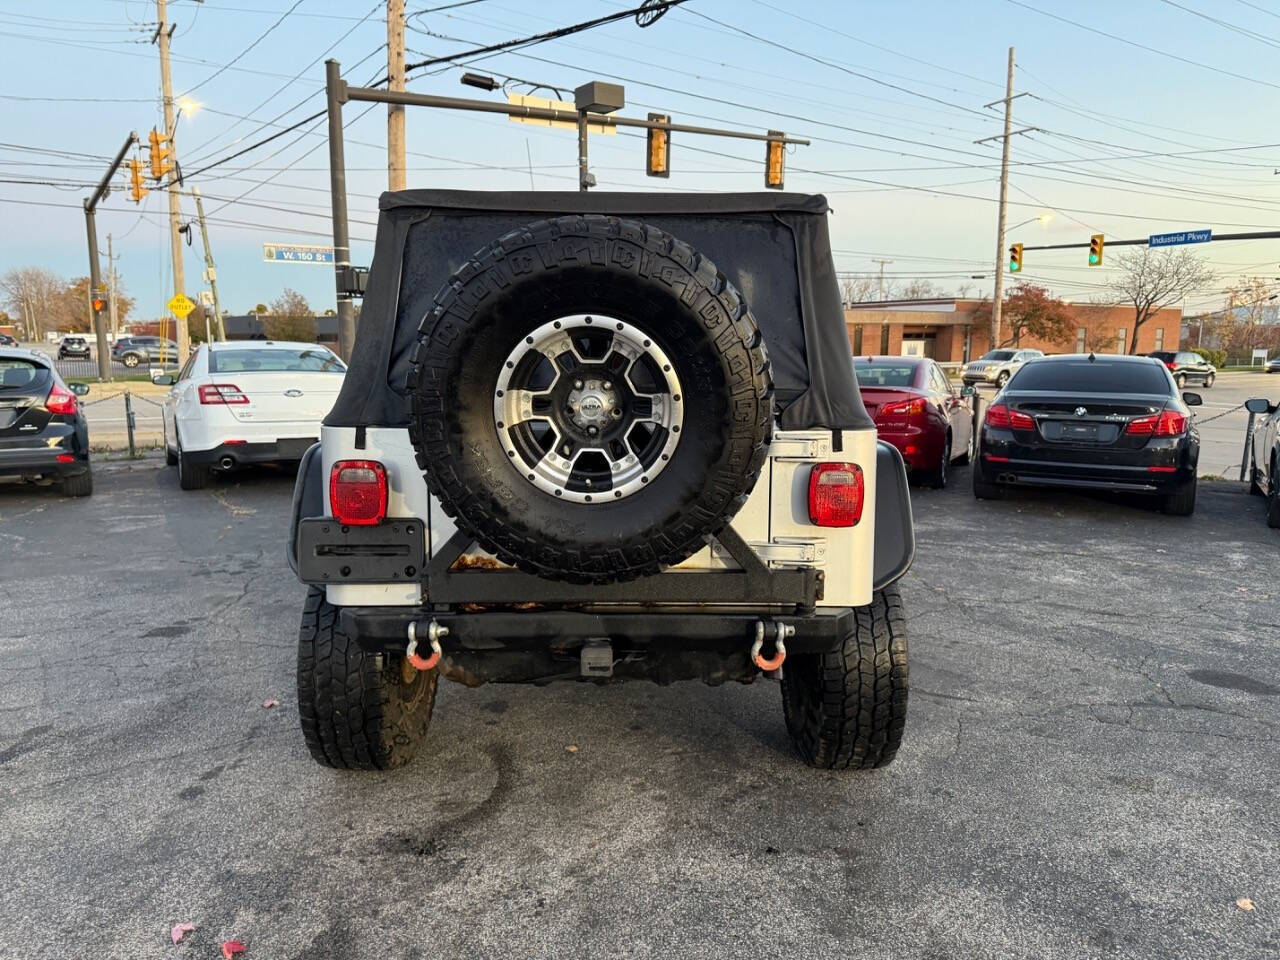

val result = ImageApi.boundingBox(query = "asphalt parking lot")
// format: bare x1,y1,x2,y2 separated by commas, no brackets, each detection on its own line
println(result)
1,461,1277,959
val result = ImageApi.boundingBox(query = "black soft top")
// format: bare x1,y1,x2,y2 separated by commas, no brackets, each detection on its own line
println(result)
327,190,870,431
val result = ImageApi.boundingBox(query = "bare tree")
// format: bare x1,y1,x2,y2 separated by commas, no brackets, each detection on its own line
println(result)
264,288,317,342
897,279,939,300
840,277,876,305
0,267,63,341
1107,248,1215,354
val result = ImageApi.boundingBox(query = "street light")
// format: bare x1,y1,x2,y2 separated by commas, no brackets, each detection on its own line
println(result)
1008,212,1053,231
460,72,499,91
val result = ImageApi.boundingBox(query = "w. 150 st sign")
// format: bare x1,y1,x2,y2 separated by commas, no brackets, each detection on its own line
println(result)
263,243,335,264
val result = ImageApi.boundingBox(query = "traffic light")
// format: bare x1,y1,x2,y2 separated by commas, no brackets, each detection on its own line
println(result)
128,158,148,203
765,131,785,190
92,296,105,312
646,113,670,178
1008,243,1023,273
148,128,173,180
1088,233,1105,267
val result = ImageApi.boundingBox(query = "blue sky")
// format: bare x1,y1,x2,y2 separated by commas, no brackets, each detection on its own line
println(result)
4,0,1280,322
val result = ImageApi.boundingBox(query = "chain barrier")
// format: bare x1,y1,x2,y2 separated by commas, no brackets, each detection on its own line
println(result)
1192,402,1245,426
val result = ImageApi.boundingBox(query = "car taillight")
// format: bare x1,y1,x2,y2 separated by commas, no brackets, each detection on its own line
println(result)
198,383,249,405
877,397,926,419
808,462,864,527
1165,361,1178,370
984,403,1033,429
45,383,77,415
1127,409,1187,437
330,460,388,526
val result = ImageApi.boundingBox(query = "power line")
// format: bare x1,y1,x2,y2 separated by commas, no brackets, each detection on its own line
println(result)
1004,0,1280,91
179,0,308,96
1157,0,1280,49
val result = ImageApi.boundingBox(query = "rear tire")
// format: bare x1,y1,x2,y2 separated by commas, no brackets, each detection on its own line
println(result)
925,435,950,489
123,353,140,368
781,586,909,770
58,469,92,497
1161,477,1197,516
296,587,438,770
996,371,1010,388
1268,458,1280,529
972,461,1003,499
1175,373,1187,389
176,435,211,491
1204,373,1215,388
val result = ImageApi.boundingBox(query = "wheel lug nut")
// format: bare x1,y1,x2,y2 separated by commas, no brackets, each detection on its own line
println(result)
603,381,612,390
587,425,598,436
574,379,584,390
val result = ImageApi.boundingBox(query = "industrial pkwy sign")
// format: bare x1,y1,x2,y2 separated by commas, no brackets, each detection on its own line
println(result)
263,243,335,264
1148,229,1211,248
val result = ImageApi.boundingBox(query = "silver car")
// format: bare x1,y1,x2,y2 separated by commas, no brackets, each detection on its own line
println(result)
961,348,1044,388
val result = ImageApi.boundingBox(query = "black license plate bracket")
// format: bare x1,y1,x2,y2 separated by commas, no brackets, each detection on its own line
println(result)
296,517,425,584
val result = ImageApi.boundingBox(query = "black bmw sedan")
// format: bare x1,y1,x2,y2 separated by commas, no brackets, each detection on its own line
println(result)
972,354,1201,515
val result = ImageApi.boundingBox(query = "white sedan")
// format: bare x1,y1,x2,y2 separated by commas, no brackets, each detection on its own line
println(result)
155,340,345,490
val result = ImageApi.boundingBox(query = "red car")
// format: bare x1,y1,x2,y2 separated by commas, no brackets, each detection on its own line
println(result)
853,355,976,488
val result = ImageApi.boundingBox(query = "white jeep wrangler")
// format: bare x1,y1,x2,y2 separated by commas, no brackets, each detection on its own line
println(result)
288,191,915,771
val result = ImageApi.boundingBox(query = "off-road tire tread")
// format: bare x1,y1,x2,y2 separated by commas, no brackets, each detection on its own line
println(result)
781,586,909,770
407,215,773,583
296,587,437,770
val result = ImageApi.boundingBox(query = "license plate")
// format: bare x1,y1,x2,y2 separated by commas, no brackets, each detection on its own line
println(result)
1063,423,1098,440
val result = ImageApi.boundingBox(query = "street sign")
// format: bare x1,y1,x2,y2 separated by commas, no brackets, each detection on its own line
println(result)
199,290,214,307
167,293,196,319
506,94,615,134
262,243,334,264
1148,229,1211,248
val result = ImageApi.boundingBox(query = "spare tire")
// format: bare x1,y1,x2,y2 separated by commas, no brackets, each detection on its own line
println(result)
409,215,772,583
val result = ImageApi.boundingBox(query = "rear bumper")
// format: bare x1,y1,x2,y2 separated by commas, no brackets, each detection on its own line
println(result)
977,453,1193,493
0,449,89,479
337,605,856,684
186,437,317,468
877,426,938,470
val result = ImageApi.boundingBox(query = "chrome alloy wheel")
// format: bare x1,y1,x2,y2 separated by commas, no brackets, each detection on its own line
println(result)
493,315,684,503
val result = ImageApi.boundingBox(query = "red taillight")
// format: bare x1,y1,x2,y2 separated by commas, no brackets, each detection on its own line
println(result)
1126,409,1187,437
198,383,249,405
330,460,387,526
877,397,926,420
808,462,864,527
45,383,77,415
1165,361,1178,370
984,403,1033,430
56,454,75,463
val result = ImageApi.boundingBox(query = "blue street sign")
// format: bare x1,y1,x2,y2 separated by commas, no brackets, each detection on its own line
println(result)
262,243,335,264
1148,229,1211,248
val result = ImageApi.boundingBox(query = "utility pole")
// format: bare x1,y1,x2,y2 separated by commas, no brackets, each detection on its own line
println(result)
387,0,406,191
989,47,1015,352
105,233,119,338
191,187,226,340
326,59,357,360
871,258,893,300
83,132,136,383
154,0,189,365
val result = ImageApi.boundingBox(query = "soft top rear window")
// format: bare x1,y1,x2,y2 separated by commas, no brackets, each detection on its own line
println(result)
0,358,51,389
981,350,1016,361
209,348,345,374
853,362,918,388
1010,361,1171,394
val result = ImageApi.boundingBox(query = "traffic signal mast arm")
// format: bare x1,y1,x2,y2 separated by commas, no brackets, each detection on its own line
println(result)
1017,229,1280,252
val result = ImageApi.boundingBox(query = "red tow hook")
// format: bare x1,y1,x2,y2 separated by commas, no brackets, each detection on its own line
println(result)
751,621,794,672
406,619,448,671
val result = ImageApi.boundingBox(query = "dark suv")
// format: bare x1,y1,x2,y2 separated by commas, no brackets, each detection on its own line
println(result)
57,336,91,360
113,336,178,368
1149,350,1215,388
0,348,92,495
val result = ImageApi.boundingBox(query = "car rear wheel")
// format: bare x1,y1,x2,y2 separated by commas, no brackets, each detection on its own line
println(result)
58,469,92,497
1204,373,1215,388
176,434,212,491
1161,477,1197,516
972,461,1003,499
296,587,437,770
1175,373,1187,388
996,371,1010,388
925,435,950,489
122,354,140,368
781,586,909,770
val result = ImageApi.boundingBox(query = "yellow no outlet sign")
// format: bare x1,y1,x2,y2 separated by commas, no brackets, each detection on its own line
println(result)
167,293,196,319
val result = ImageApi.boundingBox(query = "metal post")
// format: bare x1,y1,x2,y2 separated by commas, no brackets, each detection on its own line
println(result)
192,187,225,340
106,233,119,340
577,110,590,191
1241,411,1257,481
326,60,357,361
387,0,406,192
991,46,1015,352
124,390,136,459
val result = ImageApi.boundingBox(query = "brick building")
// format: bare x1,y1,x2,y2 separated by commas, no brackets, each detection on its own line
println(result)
845,298,1183,363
